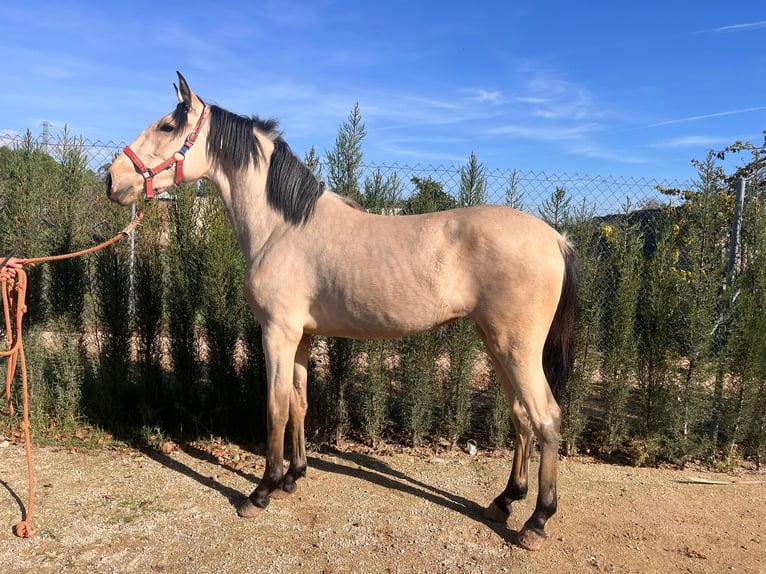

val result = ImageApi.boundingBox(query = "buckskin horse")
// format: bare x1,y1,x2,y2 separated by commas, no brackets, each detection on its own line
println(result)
106,72,578,550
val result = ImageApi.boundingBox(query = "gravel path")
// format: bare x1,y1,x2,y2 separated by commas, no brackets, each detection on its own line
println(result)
1,442,764,573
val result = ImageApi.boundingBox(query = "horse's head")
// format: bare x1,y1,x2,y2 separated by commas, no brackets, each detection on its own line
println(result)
106,72,209,205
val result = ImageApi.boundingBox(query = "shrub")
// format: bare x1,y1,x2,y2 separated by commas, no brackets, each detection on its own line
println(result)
397,332,437,445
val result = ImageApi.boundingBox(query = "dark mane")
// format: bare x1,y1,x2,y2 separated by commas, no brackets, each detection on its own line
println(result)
266,139,324,225
206,105,322,225
206,105,266,173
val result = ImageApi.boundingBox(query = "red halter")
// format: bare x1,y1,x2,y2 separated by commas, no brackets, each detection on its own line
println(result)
123,105,210,199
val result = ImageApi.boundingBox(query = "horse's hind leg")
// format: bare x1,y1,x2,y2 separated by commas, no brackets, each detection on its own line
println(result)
482,333,561,550
512,362,561,550
484,391,535,523
282,334,311,494
479,334,535,522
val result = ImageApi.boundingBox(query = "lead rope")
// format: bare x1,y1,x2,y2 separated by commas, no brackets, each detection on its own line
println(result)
0,212,143,538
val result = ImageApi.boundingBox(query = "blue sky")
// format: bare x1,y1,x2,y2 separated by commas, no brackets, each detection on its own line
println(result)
1,1,765,182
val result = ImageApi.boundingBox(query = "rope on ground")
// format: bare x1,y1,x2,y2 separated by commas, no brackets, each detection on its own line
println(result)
0,213,143,538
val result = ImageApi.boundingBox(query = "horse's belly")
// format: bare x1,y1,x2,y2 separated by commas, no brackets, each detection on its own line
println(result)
306,295,460,339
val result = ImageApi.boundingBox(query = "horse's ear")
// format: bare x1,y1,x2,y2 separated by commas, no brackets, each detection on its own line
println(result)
174,71,195,110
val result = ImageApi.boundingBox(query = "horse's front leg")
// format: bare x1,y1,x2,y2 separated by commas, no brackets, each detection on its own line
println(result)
238,326,301,518
283,334,311,493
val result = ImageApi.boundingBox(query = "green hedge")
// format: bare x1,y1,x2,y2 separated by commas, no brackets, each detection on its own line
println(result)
1,129,764,469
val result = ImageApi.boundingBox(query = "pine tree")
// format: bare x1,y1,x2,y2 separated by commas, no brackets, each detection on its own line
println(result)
362,170,402,214
47,128,93,328
304,146,323,182
325,103,365,204
458,152,487,207
539,186,572,230
404,176,455,214
505,169,526,210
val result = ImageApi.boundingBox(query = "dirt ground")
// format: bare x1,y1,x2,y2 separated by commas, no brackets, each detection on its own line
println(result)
0,439,763,574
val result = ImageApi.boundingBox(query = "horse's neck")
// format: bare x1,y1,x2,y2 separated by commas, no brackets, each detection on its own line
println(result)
212,168,281,261
212,160,366,265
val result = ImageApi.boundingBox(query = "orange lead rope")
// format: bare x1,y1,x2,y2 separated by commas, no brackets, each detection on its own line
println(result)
23,212,144,265
0,267,33,537
0,212,143,538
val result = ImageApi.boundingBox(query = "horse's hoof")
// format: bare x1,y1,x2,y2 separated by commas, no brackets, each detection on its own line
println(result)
270,490,288,500
237,498,264,518
483,501,510,523
516,526,547,551
273,481,297,499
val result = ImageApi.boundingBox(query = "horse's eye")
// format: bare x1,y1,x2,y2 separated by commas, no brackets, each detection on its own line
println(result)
159,123,175,133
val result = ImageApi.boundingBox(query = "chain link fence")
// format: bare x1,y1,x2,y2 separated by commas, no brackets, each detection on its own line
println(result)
358,162,689,217
0,132,690,218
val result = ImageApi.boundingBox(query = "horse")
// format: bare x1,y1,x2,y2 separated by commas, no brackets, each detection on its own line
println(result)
106,72,578,551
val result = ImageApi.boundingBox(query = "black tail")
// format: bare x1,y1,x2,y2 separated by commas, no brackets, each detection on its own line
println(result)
543,240,579,404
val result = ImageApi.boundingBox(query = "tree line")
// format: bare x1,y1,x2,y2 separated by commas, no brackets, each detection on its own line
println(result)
0,113,764,469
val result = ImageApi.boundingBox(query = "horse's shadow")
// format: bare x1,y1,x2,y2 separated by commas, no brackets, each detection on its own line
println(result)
309,451,516,540
147,445,516,542
143,443,260,508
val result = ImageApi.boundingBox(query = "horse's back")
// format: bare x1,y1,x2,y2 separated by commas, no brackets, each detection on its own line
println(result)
275,198,569,339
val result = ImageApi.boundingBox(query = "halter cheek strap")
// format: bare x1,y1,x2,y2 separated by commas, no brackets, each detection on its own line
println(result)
124,105,210,199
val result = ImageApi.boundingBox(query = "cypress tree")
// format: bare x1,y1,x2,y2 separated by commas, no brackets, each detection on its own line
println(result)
560,199,600,454
130,203,167,427
165,184,206,432
323,104,366,445
444,153,487,443
600,201,642,453
201,187,247,436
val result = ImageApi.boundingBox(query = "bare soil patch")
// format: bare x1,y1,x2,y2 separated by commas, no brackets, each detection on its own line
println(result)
0,440,764,573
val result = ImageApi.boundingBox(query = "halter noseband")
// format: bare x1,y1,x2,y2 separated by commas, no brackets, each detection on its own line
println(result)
123,105,210,199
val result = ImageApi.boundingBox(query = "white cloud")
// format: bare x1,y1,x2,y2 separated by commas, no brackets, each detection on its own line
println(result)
517,71,600,122
569,145,649,164
650,135,733,148
516,96,550,105
489,123,599,141
646,106,766,128
714,20,766,33
377,143,467,164
464,88,504,104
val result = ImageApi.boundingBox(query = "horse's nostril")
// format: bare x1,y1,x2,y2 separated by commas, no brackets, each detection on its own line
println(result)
105,173,112,197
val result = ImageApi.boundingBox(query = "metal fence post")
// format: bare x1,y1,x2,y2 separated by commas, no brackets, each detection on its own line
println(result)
727,177,746,285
